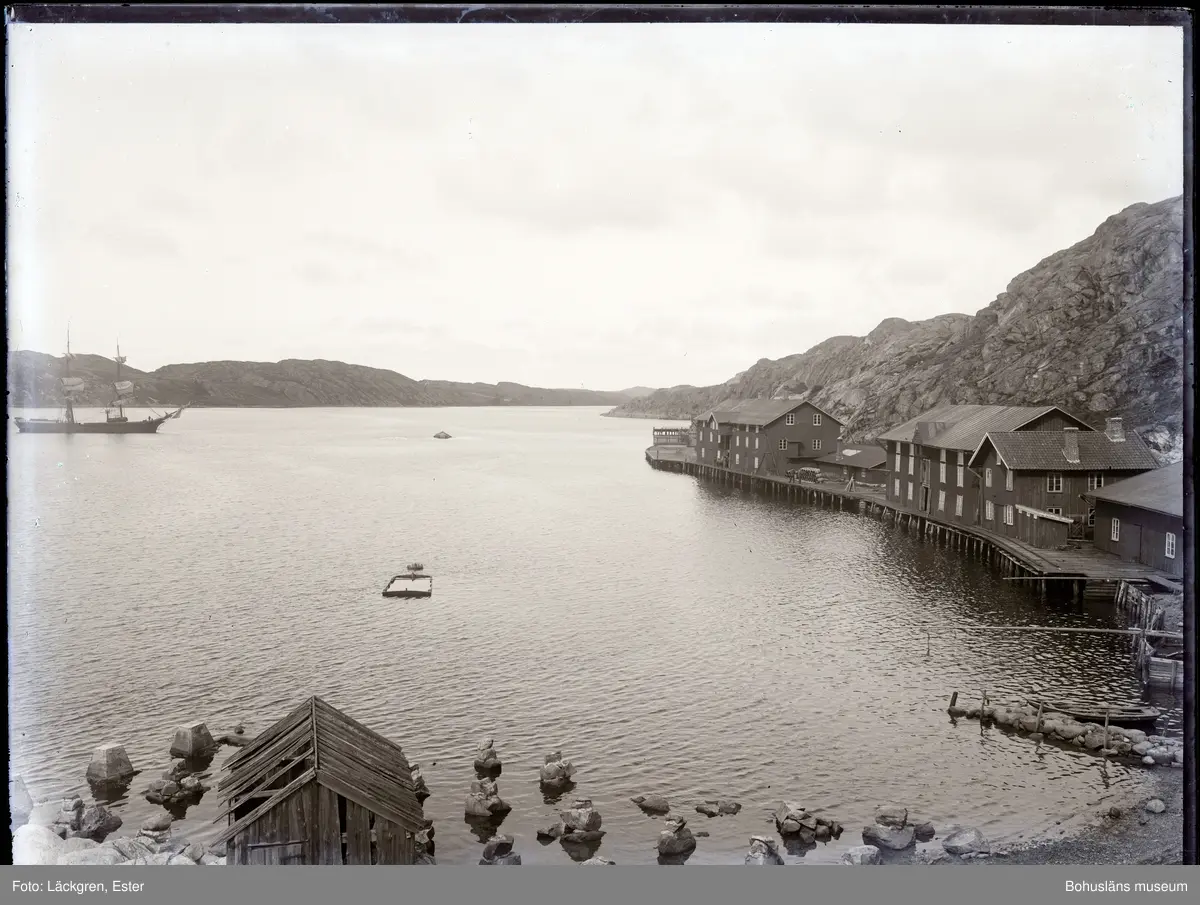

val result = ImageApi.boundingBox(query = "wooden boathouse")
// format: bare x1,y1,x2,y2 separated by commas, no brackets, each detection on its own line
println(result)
211,696,425,864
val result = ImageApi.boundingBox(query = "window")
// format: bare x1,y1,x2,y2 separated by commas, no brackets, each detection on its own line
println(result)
907,483,914,501
985,468,992,488
939,449,947,462
701,447,705,458
1004,505,1014,526
778,439,787,451
956,465,964,487
894,479,901,497
755,438,759,450
785,413,795,426
1111,518,1120,542
894,447,901,471
1166,533,1176,559
754,457,760,470
985,501,995,521
1047,472,1063,493
812,413,822,426
812,439,822,451
735,453,740,466
938,490,946,512
908,454,914,475
1005,470,1013,492
939,462,946,483
1087,507,1095,527
955,495,963,517
736,435,740,447
1087,473,1105,491
1046,507,1062,516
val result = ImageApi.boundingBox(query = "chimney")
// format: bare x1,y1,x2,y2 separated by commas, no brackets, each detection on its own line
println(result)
1105,417,1125,443
1063,427,1080,464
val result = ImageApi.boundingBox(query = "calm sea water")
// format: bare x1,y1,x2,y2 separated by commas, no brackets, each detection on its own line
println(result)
7,406,1181,865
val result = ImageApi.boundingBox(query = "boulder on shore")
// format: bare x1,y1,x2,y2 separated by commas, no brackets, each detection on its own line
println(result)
942,826,989,855
10,776,34,829
657,816,697,857
744,835,785,865
76,805,123,842
913,821,936,842
842,845,883,865
863,823,916,851
875,805,908,828
580,856,616,865
13,824,67,865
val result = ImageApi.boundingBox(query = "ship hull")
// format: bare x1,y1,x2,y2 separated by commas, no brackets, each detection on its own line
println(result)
14,416,169,434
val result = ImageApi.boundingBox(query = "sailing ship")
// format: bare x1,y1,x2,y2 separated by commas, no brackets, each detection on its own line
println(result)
14,335,183,434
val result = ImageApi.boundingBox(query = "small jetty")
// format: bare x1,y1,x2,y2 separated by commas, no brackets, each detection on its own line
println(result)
1024,699,1161,731
383,563,434,599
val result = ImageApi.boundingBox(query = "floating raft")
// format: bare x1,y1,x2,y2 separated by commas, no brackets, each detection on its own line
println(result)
382,564,433,599
1025,699,1161,730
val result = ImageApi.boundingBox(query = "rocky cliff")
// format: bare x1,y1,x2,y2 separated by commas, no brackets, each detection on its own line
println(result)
6,355,632,409
606,196,1186,462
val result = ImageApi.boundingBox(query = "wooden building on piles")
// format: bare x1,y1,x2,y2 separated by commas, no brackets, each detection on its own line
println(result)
210,696,425,865
1083,461,1184,578
694,399,843,477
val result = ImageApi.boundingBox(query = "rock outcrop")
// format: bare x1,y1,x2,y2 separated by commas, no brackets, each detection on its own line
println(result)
604,196,1185,462
773,801,843,843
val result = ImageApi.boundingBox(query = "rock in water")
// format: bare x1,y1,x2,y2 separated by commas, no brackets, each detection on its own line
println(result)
536,823,563,841
841,845,883,865
464,778,511,818
913,821,936,842
559,799,605,842
657,816,697,857
540,751,575,789
744,835,785,865
433,432,452,440
863,824,916,851
942,827,989,855
631,795,671,815
9,776,34,829
76,805,123,842
480,834,521,864
774,801,810,835
473,738,503,775
875,805,908,828
580,856,616,865
410,763,431,802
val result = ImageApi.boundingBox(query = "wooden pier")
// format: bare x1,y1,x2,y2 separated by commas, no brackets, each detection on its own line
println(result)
645,446,1181,602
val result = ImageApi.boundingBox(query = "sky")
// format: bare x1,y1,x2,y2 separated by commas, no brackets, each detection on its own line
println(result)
5,23,1185,390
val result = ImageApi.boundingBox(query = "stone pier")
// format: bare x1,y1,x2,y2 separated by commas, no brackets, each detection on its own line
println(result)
85,744,136,784
169,723,217,759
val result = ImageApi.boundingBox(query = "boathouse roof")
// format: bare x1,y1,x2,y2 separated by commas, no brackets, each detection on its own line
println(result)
718,398,843,428
969,430,1160,472
815,445,888,470
211,696,424,847
877,404,1091,450
1082,462,1183,518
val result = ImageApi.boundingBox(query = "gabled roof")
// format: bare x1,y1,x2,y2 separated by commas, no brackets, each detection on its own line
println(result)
1082,462,1183,518
211,696,424,846
877,404,1092,450
969,430,1160,471
814,445,888,470
720,398,843,428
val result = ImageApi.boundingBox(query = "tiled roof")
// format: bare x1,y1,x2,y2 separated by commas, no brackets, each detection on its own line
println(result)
976,431,1160,471
877,404,1090,450
721,398,843,428
815,445,888,470
1083,462,1183,518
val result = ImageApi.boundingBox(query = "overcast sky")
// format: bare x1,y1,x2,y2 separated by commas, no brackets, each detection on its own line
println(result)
6,23,1184,390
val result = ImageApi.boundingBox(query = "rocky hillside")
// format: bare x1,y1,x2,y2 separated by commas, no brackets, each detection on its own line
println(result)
6,355,631,409
607,196,1186,462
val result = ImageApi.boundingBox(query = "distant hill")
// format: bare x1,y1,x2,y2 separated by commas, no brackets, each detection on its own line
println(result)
6,354,631,409
605,196,1185,463
618,386,658,399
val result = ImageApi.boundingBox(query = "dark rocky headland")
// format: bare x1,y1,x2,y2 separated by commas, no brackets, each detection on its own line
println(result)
605,196,1185,464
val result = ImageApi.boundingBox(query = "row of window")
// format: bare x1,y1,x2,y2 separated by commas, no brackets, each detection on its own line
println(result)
702,439,823,455
1109,520,1177,559
784,412,822,427
892,445,1108,494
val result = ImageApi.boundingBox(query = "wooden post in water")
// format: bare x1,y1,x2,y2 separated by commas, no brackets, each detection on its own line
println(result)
948,691,958,712
1103,706,1111,758
1034,702,1044,733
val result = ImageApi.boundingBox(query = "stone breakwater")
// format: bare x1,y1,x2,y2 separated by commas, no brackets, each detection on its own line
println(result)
13,812,225,866
948,702,1186,767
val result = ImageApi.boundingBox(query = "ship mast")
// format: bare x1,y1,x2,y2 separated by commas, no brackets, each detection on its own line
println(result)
114,341,127,418
63,327,76,425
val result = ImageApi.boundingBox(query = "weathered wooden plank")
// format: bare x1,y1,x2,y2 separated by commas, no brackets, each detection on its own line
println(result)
317,786,343,865
315,742,417,805
375,816,406,865
313,699,414,769
315,764,422,835
344,799,373,865
224,699,312,768
315,747,424,829
313,705,415,782
219,746,312,814
302,782,318,866
219,724,312,793
211,768,317,847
